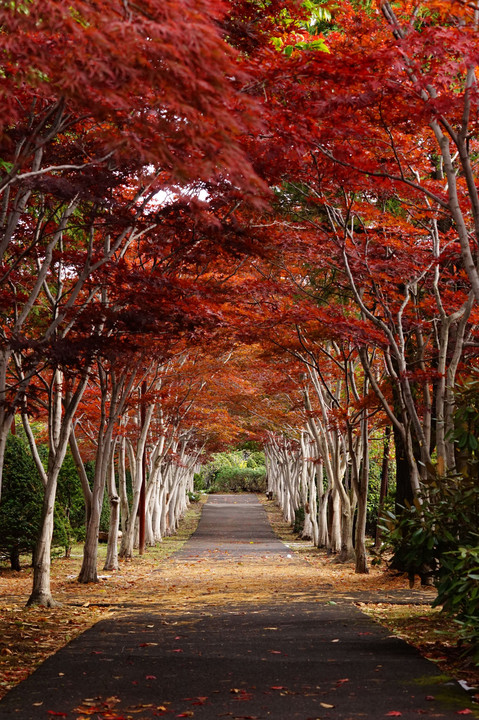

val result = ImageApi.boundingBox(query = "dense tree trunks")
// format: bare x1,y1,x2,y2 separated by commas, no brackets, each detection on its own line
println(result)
119,403,155,558
77,363,139,582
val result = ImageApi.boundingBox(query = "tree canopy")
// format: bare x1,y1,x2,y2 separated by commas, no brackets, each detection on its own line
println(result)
0,1,478,660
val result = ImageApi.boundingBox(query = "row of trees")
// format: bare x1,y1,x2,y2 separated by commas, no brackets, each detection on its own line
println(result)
0,0,478,625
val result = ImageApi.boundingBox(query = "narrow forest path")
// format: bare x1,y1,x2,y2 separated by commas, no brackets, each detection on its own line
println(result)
0,495,475,719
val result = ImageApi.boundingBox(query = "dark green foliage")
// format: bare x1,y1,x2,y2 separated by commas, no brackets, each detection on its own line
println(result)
100,484,111,534
0,435,88,568
195,449,266,493
450,374,479,481
0,435,43,569
382,476,479,660
365,454,395,535
383,476,479,582
57,451,88,545
193,472,207,493
210,466,266,493
293,506,305,534
434,546,479,661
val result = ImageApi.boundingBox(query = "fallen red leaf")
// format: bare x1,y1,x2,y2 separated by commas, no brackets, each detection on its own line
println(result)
457,711,473,715
385,713,402,717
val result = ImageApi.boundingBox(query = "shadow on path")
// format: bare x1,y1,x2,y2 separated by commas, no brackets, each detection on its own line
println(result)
0,494,475,719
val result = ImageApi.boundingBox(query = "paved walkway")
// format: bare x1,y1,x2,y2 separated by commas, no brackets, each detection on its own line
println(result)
0,495,475,719
173,494,293,560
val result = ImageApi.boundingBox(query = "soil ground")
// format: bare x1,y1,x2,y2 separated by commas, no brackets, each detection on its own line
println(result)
0,494,477,711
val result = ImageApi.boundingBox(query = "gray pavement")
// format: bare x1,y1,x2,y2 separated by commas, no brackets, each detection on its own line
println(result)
173,494,293,560
0,494,476,719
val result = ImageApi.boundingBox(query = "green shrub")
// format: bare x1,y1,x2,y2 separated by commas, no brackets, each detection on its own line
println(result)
381,475,479,661
246,451,266,469
209,466,266,493
0,434,91,567
434,545,479,661
57,450,88,545
0,435,43,569
293,506,305,534
382,476,479,581
195,450,266,493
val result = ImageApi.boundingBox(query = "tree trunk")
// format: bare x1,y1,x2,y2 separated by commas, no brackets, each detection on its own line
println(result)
328,488,342,554
393,423,414,512
354,412,370,574
375,426,391,549
104,460,120,571
335,491,355,563
27,477,60,607
10,545,21,572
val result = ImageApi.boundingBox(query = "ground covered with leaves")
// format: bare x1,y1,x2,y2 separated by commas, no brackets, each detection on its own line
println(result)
0,495,477,704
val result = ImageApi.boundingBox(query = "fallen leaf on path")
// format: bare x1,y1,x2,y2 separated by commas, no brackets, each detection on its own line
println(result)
385,712,402,717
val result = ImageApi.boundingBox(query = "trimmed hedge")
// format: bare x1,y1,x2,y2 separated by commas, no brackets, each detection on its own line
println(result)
209,466,266,493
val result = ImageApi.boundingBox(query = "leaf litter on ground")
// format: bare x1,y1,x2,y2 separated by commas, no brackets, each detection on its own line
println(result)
0,494,477,702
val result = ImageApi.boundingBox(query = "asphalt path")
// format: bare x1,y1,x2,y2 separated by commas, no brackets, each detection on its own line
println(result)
0,494,475,719
172,494,294,561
